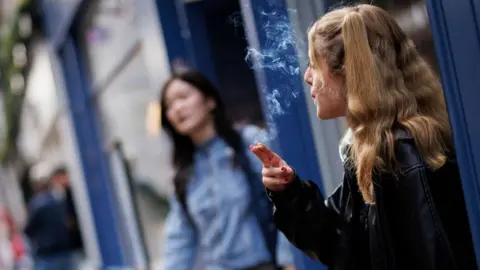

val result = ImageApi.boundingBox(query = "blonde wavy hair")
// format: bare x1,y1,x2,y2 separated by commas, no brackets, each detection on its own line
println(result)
308,4,453,204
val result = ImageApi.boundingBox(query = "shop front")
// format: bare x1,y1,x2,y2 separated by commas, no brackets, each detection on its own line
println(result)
16,36,102,268
74,0,175,267
40,0,175,268
37,0,480,269
39,0,130,267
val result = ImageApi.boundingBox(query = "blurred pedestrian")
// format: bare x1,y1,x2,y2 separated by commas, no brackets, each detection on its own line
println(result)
24,175,74,270
161,69,295,270
251,4,477,270
50,167,84,265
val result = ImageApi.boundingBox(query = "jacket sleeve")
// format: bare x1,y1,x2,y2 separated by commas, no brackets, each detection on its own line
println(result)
163,196,197,270
268,175,345,267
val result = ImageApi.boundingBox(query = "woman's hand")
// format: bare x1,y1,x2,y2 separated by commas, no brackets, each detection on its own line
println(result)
250,143,295,191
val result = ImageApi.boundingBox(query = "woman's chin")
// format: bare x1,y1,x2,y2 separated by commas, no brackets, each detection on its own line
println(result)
317,114,330,120
175,123,195,136
316,109,335,120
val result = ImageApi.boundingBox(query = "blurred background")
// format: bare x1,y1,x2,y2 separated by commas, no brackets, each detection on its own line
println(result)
0,0,478,269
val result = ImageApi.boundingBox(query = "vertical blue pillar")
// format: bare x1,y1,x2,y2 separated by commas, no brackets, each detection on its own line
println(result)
155,0,192,67
182,2,219,86
155,0,219,85
239,1,325,269
59,37,127,268
427,0,480,265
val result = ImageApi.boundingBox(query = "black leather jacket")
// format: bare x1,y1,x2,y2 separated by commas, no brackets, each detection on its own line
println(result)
268,133,477,270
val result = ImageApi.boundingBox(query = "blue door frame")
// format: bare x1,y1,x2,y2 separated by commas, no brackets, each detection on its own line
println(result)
154,0,191,67
39,0,129,267
59,37,127,267
155,0,219,86
427,0,480,265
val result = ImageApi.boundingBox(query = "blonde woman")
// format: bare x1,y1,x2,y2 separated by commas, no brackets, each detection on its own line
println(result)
251,4,477,270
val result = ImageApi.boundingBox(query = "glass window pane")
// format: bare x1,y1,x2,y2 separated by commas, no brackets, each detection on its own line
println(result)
79,0,140,87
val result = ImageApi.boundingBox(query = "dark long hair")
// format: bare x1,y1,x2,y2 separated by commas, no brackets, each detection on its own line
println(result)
160,70,245,208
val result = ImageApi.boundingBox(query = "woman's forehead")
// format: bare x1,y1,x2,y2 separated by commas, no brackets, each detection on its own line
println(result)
163,80,192,103
166,80,193,95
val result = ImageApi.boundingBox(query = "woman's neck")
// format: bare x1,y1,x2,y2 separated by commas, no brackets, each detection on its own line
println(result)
191,122,216,145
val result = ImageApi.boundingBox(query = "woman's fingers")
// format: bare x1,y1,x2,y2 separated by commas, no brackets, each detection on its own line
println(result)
257,144,282,166
262,165,295,192
250,143,281,167
250,145,271,165
262,176,290,191
251,143,295,190
262,166,294,180
255,143,275,157
250,143,296,191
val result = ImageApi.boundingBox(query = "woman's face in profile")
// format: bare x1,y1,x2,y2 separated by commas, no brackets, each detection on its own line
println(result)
304,54,346,120
164,79,215,137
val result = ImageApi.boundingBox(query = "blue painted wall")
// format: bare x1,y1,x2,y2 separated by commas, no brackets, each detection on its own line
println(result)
183,2,219,86
427,0,480,265
155,0,219,86
154,0,192,68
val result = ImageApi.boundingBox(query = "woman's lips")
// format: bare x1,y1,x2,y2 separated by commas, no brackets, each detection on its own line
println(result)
178,115,188,124
311,94,318,105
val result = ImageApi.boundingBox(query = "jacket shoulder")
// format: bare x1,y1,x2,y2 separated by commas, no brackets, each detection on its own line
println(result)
391,130,426,173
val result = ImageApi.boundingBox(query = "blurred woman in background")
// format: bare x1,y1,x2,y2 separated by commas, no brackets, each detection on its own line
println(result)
251,4,477,270
160,69,294,270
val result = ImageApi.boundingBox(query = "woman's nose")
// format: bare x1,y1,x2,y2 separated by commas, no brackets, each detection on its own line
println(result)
168,102,182,116
304,67,313,85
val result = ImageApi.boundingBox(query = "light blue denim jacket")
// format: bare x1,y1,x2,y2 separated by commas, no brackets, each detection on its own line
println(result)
164,125,294,270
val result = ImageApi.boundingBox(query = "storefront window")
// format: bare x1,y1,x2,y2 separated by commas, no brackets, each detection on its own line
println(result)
19,39,59,163
76,0,172,267
79,0,140,86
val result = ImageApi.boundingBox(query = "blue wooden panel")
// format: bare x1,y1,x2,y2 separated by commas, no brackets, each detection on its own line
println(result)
427,0,480,265
155,0,219,84
239,0,326,269
38,0,83,48
155,0,193,69
183,1,219,86
59,37,128,268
